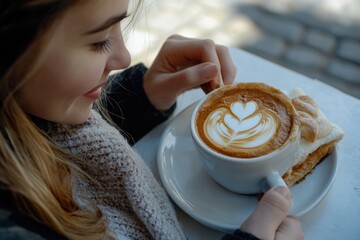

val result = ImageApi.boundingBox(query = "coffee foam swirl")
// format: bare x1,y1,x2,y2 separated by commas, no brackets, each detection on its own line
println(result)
203,101,279,151
195,83,296,158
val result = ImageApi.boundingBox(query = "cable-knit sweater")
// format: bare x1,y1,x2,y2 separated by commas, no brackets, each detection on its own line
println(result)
48,110,186,240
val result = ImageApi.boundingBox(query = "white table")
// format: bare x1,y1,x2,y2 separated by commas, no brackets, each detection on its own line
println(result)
134,48,360,240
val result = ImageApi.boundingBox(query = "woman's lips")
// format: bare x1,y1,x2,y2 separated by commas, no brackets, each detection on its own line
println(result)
84,86,102,100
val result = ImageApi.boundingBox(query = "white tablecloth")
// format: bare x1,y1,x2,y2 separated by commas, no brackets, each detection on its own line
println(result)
134,48,360,240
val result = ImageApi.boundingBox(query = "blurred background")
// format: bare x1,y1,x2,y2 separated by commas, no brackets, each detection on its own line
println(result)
126,0,360,99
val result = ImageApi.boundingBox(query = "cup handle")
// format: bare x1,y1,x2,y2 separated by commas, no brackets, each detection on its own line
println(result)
260,172,287,193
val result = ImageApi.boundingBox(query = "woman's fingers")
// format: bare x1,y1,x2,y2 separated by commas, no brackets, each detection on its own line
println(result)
276,216,304,240
165,35,236,85
215,44,237,85
144,35,236,110
144,62,219,110
166,35,234,80
240,186,294,240
157,35,236,86
160,36,222,70
170,62,220,93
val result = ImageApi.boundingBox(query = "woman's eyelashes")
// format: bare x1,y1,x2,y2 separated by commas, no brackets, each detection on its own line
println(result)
92,39,112,54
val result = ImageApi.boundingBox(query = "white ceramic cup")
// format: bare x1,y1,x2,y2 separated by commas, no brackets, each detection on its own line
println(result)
190,83,300,194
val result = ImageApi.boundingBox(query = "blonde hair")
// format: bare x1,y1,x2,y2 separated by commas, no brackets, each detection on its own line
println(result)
0,0,142,239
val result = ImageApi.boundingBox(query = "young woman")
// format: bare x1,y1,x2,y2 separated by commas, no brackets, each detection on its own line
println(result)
0,0,303,239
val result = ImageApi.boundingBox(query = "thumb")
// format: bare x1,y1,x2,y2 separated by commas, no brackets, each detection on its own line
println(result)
198,62,224,94
240,186,292,240
173,62,221,92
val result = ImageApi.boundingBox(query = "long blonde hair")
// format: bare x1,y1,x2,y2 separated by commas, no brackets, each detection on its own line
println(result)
0,0,141,239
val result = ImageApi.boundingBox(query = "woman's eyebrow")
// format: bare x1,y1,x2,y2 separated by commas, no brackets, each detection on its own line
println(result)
85,12,129,35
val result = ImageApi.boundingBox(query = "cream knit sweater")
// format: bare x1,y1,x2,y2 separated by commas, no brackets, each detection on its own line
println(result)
48,110,186,240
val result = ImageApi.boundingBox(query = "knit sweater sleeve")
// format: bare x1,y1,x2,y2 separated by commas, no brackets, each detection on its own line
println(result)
100,63,176,144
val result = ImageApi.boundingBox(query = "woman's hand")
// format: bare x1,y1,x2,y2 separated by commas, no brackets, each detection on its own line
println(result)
143,35,236,111
241,186,304,240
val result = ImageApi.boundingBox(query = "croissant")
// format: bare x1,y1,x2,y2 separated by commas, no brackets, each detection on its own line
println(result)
317,118,333,139
298,111,319,142
292,96,318,118
283,88,343,187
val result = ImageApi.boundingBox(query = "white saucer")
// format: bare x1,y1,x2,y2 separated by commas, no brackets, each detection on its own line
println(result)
157,103,338,232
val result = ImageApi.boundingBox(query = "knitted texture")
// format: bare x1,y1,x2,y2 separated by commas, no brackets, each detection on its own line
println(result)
48,110,186,240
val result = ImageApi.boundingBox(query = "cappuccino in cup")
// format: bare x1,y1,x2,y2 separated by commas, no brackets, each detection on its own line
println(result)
195,82,296,158
191,82,300,194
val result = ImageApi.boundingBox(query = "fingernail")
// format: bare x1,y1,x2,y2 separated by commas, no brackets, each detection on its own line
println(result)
201,63,218,79
274,186,291,200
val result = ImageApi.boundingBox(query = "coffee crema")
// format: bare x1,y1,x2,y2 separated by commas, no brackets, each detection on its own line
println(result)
195,83,297,158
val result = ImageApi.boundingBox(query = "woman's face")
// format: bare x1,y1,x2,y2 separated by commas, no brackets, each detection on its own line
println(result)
17,0,131,124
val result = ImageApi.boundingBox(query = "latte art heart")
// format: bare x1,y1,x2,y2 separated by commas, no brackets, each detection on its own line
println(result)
195,83,295,158
204,101,279,150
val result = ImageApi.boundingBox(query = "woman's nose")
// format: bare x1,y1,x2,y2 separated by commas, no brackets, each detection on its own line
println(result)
106,34,131,72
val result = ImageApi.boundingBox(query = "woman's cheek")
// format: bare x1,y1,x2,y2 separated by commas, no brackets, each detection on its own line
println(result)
73,61,107,91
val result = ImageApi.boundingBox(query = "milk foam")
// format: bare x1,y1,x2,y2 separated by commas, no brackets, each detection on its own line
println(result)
204,100,278,150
